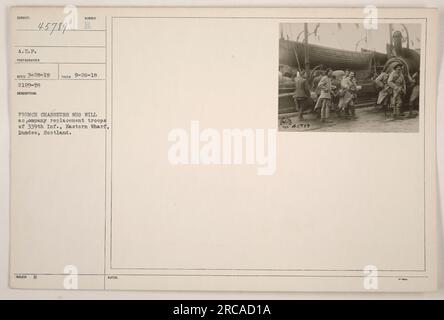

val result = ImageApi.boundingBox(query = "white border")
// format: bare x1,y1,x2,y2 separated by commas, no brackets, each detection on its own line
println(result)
1,0,443,299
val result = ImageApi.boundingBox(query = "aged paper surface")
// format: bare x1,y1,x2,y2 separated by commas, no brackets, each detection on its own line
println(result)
9,6,438,291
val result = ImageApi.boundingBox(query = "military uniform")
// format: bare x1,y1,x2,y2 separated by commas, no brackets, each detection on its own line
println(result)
388,70,406,117
331,78,341,111
408,73,419,116
338,76,356,118
374,72,390,107
316,75,332,121
293,75,311,120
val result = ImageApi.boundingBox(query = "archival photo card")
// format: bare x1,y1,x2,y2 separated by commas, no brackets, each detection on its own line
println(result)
8,7,438,292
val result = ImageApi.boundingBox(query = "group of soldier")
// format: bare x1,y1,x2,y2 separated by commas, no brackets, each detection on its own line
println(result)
374,64,419,119
292,68,361,123
291,63,419,124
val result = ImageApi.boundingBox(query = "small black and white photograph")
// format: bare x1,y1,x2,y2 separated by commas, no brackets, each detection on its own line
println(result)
278,22,422,132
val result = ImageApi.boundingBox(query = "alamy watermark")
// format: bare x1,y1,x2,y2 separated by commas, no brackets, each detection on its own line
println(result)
63,264,78,290
168,121,277,175
363,5,378,30
363,265,379,290
63,5,78,31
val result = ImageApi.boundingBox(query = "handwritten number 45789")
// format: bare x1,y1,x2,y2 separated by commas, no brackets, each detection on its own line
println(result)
37,22,67,35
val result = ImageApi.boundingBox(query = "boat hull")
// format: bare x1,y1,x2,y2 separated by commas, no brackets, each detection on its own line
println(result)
279,39,385,73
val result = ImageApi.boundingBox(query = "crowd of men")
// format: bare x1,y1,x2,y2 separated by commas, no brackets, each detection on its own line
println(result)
373,64,419,119
287,63,419,124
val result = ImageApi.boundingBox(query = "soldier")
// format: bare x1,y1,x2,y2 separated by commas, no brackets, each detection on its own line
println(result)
349,72,359,118
387,63,406,119
408,72,419,118
338,71,357,119
293,71,311,120
330,74,341,113
374,70,390,114
316,68,334,123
